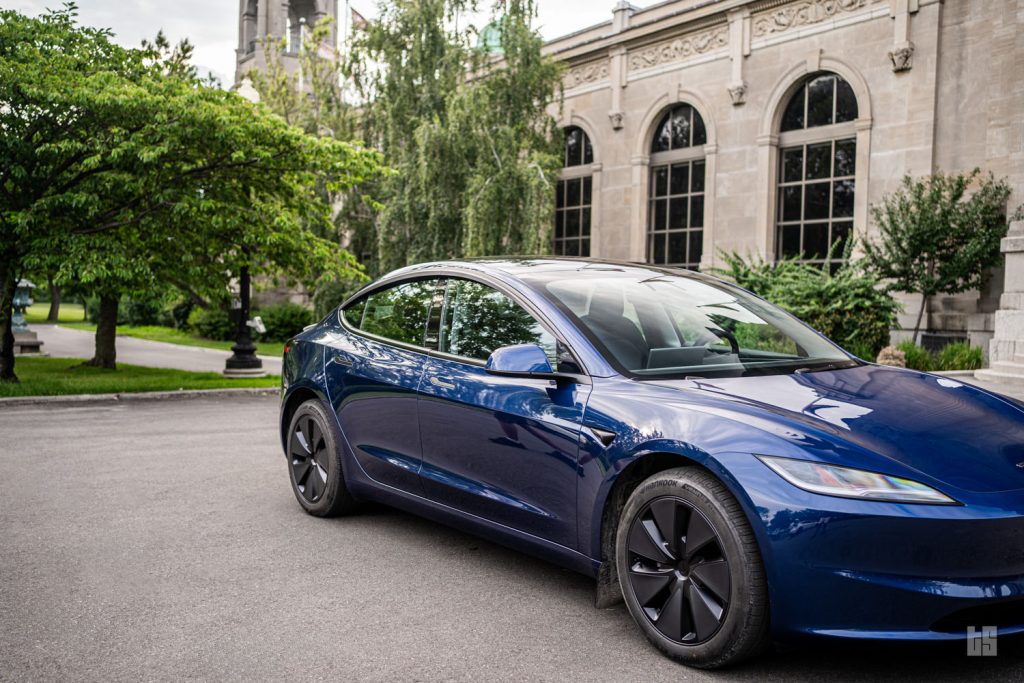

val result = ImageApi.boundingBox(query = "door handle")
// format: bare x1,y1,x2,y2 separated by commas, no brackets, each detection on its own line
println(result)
429,376,456,389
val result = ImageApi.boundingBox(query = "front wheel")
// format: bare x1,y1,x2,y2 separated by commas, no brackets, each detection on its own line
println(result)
615,467,769,668
285,399,357,517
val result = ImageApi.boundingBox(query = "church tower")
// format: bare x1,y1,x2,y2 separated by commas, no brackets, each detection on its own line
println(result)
235,0,339,85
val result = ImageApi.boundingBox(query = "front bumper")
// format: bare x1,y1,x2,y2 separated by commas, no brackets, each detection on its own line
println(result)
711,452,1024,642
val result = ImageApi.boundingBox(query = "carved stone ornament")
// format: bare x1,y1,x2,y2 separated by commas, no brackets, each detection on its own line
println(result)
889,42,914,72
728,82,748,106
564,61,610,89
608,111,624,130
628,27,729,72
752,0,878,37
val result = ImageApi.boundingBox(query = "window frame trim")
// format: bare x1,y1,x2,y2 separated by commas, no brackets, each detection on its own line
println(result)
338,270,591,379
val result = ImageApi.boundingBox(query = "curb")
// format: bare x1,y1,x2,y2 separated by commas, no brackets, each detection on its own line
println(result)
0,387,279,408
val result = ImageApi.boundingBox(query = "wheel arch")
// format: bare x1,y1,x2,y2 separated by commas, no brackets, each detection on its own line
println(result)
592,448,764,609
279,383,329,453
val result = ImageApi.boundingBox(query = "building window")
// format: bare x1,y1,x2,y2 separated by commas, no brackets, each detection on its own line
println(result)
555,126,594,257
648,104,707,269
776,73,858,270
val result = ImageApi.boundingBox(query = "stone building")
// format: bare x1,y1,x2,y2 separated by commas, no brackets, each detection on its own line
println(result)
543,0,1023,350
235,0,339,84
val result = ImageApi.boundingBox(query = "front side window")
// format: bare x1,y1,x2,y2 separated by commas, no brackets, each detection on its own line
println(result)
555,126,594,257
345,279,440,347
648,104,707,269
440,279,557,365
776,73,859,270
537,272,852,379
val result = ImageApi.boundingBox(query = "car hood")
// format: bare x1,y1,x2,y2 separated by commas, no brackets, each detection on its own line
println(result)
653,364,1024,494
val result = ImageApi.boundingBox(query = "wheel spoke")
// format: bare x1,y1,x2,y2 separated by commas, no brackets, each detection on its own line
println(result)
628,565,674,606
290,428,311,457
691,559,730,603
687,581,725,642
292,458,312,487
310,418,325,453
652,583,686,642
649,498,686,558
306,463,321,500
300,418,314,452
629,517,674,564
684,508,717,560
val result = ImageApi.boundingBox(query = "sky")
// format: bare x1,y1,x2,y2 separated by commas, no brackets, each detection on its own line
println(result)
8,1,645,86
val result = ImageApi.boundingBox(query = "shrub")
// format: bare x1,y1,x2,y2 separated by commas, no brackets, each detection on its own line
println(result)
256,302,313,342
896,340,933,371
312,275,366,320
935,341,984,371
168,300,194,330
123,296,165,327
715,250,901,360
187,306,235,341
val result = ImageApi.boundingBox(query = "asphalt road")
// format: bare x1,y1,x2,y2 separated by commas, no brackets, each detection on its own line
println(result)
31,324,283,375
1,396,1022,682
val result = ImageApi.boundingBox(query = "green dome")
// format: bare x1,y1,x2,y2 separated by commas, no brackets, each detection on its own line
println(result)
476,20,504,55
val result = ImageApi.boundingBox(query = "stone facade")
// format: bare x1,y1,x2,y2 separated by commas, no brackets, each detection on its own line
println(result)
544,0,1024,344
235,0,338,84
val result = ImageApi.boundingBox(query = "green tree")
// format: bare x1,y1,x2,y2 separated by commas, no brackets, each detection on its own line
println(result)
863,170,1017,342
0,6,383,378
349,0,561,270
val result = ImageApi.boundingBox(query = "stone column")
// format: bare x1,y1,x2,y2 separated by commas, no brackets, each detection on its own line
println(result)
976,220,1024,383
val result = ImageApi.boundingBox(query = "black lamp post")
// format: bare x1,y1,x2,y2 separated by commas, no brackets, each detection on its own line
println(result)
223,265,265,378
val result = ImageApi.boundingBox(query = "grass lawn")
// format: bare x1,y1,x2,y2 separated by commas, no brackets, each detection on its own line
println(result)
54,322,286,359
25,302,86,324
0,357,279,398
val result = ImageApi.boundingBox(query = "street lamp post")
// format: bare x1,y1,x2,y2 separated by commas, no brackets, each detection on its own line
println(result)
223,265,266,378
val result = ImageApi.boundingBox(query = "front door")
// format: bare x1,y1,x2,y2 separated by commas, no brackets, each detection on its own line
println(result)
324,278,441,493
417,278,590,549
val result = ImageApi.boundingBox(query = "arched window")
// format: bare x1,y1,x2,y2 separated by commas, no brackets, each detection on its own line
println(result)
287,0,316,53
554,126,594,257
776,73,858,270
647,104,707,269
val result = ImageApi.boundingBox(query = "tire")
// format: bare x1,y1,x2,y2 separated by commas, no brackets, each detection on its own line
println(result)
285,399,357,517
615,467,769,669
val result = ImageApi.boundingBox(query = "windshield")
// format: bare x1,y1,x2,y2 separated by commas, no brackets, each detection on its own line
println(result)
538,272,854,378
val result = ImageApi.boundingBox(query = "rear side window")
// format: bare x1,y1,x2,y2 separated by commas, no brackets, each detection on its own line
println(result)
439,279,557,364
344,279,440,347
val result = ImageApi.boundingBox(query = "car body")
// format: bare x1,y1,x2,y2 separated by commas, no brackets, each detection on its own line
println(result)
279,258,1024,666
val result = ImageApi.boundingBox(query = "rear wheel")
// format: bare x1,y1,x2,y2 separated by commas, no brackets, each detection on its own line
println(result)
286,399,356,517
615,467,769,668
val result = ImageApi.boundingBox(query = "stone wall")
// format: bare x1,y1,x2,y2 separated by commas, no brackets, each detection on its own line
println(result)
547,0,1024,342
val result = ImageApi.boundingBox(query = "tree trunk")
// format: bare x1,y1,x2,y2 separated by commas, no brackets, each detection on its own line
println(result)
912,294,928,345
84,295,118,369
46,275,61,323
0,270,17,383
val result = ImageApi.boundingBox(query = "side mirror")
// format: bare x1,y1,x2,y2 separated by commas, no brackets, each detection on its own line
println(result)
485,344,580,383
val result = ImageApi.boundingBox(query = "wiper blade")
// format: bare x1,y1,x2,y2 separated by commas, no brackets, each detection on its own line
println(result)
793,359,859,374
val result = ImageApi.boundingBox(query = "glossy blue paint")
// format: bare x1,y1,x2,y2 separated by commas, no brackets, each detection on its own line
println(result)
485,343,553,374
281,258,1024,644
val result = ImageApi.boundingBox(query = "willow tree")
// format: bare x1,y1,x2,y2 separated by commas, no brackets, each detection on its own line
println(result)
349,0,562,270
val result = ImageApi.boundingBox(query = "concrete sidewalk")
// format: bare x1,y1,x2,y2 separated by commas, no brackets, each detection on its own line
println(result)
31,324,282,375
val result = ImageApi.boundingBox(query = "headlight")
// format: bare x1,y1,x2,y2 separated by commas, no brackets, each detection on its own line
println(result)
757,455,958,505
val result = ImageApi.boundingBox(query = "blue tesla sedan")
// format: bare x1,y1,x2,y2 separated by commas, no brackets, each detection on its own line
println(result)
279,258,1024,668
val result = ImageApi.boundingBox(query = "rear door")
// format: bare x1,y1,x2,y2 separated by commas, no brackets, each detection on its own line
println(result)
417,278,590,549
323,278,443,493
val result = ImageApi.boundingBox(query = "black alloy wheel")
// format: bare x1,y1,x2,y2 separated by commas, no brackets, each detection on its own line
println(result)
626,497,730,644
285,399,357,517
616,467,769,668
289,415,330,503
